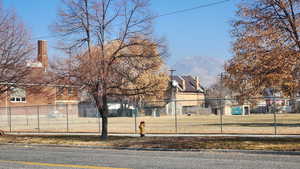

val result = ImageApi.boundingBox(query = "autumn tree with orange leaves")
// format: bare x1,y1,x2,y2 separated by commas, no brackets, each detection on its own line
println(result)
225,0,300,100
52,0,167,139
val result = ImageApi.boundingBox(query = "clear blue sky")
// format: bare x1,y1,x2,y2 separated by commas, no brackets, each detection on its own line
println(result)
2,0,238,66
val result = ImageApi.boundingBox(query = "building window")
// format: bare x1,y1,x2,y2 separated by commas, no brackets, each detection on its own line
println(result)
57,87,64,96
68,88,74,96
10,88,26,103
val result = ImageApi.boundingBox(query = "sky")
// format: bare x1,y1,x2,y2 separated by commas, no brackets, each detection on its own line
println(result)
2,0,239,86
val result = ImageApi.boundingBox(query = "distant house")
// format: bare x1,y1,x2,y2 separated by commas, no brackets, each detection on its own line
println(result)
0,40,80,108
210,87,293,115
260,88,292,113
171,75,205,100
145,75,207,116
166,76,205,115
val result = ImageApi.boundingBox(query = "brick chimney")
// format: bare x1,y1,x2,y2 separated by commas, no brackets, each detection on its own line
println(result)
194,76,200,90
37,40,48,71
178,76,186,91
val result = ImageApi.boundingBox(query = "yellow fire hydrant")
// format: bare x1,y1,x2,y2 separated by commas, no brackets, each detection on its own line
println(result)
139,121,145,137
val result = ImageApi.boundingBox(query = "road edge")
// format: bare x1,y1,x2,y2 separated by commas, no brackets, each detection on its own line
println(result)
1,143,300,156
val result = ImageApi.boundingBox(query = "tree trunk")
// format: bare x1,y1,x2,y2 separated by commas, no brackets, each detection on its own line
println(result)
101,112,108,139
100,94,109,139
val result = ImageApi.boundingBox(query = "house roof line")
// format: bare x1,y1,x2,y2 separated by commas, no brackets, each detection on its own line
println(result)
172,75,205,93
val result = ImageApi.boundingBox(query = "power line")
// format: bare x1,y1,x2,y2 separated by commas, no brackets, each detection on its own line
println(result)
31,0,230,40
155,0,230,18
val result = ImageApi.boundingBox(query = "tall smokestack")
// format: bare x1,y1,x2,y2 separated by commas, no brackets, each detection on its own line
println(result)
37,40,48,71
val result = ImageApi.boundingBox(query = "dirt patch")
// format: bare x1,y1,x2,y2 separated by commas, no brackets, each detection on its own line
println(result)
1,135,300,151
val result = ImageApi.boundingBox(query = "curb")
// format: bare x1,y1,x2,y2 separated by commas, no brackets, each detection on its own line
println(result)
6,132,300,138
1,143,300,156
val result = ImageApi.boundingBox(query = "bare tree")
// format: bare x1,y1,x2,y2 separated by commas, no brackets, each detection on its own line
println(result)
52,0,167,139
225,0,300,98
0,2,33,94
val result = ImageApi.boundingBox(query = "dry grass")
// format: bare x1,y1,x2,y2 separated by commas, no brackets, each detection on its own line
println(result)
1,114,300,134
1,135,300,151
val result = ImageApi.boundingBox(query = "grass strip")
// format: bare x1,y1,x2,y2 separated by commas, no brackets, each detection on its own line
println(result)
1,135,300,151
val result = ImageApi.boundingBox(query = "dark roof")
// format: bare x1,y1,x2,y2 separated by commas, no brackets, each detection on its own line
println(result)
172,75,204,93
173,76,183,89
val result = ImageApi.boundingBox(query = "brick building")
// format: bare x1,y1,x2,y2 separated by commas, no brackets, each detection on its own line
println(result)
0,40,79,108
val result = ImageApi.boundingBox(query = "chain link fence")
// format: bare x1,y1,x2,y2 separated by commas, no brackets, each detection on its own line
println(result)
0,98,300,135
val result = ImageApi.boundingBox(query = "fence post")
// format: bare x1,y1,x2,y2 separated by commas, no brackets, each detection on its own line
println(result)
134,110,137,134
37,105,40,133
26,107,29,127
220,99,223,134
98,109,101,134
220,110,223,134
273,108,277,135
66,104,69,133
8,107,11,133
175,99,178,134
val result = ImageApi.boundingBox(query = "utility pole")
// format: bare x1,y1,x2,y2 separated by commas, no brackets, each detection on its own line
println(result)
218,72,225,133
169,69,177,133
169,69,176,98
169,69,176,109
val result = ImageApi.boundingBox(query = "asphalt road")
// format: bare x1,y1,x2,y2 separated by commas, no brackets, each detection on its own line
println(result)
0,145,299,169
